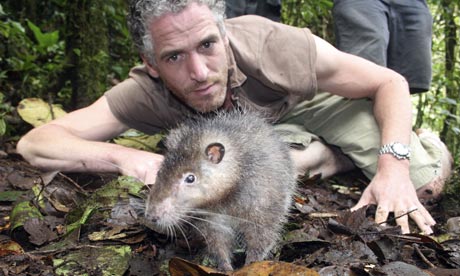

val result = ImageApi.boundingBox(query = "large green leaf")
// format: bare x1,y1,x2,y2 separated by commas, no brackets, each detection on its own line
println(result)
26,20,59,50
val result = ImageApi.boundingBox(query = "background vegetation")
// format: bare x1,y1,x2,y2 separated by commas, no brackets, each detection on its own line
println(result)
1,0,459,165
0,0,139,138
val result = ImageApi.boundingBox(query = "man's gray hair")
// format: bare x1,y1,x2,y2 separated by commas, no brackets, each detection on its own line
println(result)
128,0,227,65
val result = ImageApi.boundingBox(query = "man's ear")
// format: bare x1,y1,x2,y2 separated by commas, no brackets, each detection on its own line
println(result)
141,55,160,78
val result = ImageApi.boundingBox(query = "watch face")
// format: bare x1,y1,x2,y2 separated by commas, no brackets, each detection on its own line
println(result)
392,143,409,155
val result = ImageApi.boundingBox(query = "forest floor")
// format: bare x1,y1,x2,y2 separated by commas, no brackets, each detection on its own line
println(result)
1,139,460,276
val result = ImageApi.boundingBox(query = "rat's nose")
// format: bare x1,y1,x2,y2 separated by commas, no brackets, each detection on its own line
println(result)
146,213,160,223
151,215,160,223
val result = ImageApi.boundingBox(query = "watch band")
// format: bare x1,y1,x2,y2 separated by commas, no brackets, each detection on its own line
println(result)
378,142,411,160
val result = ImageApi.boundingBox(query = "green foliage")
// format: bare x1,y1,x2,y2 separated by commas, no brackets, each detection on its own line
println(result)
0,91,18,138
282,0,334,42
413,1,460,163
105,0,139,81
0,92,15,136
1,1,137,136
0,4,66,102
26,20,60,53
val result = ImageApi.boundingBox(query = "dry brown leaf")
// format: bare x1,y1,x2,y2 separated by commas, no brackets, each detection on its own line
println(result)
169,257,227,276
169,258,319,276
232,261,319,276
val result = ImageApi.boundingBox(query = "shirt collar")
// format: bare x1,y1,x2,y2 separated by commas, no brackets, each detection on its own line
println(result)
226,43,247,89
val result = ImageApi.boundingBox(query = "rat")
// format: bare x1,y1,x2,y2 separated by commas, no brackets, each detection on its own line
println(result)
144,109,297,271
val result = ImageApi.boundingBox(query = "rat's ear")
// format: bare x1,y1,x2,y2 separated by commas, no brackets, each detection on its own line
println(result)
205,143,225,164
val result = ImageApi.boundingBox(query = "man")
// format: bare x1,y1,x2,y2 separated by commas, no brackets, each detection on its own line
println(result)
17,0,451,235
332,0,433,93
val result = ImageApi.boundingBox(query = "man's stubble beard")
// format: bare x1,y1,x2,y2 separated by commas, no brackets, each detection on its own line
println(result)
171,72,229,113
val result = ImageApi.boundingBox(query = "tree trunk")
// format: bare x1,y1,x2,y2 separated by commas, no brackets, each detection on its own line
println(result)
64,0,109,109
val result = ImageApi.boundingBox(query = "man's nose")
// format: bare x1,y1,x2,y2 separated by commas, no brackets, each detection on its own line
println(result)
188,52,208,82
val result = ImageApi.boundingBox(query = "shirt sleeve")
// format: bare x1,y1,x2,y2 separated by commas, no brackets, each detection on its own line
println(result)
225,15,317,101
104,66,187,134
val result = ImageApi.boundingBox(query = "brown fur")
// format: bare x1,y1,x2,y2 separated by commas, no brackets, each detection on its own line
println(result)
145,110,297,271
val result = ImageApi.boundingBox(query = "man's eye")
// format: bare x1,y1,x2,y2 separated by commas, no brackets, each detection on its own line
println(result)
168,54,179,62
202,41,214,49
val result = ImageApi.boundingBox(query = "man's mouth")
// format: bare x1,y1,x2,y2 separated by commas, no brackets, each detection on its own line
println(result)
192,83,215,96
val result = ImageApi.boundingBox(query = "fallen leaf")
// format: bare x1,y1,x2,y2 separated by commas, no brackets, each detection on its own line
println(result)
232,260,319,276
23,217,57,246
114,130,164,152
0,190,27,202
17,98,67,127
9,201,44,232
53,245,131,276
0,238,25,256
7,171,37,190
88,225,145,243
169,257,227,276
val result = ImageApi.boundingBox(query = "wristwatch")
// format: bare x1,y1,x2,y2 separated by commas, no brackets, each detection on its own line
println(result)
378,142,411,160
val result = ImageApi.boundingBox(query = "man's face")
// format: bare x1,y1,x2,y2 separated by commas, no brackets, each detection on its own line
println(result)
145,3,229,113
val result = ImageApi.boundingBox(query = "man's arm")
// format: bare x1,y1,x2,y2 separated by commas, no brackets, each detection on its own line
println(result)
313,36,435,234
314,36,412,139
16,96,164,184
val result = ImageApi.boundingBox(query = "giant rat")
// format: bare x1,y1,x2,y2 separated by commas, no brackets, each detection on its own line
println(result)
144,109,297,271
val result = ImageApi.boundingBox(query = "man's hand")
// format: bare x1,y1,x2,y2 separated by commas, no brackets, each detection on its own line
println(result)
17,95,166,186
351,156,436,234
116,149,164,185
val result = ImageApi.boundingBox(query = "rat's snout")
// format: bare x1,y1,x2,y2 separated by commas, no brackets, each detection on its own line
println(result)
145,199,170,221
148,214,160,223
144,209,161,223
145,197,178,227
144,200,158,222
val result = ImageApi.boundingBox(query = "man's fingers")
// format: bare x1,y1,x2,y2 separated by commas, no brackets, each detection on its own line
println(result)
419,206,436,226
409,210,433,235
349,189,436,235
351,199,371,212
144,173,157,186
410,205,436,234
375,205,389,226
395,210,411,234
393,206,435,235
350,203,363,212
350,189,375,212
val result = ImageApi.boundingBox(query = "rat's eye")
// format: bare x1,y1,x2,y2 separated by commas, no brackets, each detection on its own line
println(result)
184,174,196,184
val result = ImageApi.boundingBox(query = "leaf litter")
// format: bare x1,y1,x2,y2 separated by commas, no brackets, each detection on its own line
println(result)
1,143,460,275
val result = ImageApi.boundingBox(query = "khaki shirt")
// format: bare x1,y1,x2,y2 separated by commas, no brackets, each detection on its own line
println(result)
105,15,317,134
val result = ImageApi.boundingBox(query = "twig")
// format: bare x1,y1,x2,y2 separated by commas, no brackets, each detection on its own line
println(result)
413,243,436,268
308,212,339,218
57,172,88,194
377,208,418,225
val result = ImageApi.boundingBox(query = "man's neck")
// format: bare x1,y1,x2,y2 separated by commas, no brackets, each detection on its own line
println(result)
221,89,234,110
